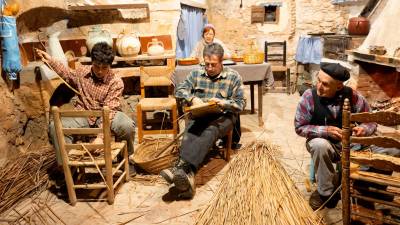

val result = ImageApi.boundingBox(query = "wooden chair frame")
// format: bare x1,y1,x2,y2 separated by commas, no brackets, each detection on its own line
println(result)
140,65,174,98
52,106,129,206
342,98,400,225
264,41,291,94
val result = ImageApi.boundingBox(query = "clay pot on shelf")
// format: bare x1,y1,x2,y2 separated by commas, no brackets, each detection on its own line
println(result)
348,17,370,36
116,31,141,57
147,38,165,56
86,26,113,53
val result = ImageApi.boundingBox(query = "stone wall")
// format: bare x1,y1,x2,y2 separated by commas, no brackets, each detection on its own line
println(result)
206,0,365,67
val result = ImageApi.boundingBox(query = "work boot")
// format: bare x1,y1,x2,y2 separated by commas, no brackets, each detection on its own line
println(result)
309,190,341,210
172,160,196,199
160,158,187,184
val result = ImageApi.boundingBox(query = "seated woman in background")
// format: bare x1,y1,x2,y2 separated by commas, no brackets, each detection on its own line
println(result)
190,24,231,63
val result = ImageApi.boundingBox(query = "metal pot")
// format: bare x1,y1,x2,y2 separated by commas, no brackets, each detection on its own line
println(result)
348,17,370,35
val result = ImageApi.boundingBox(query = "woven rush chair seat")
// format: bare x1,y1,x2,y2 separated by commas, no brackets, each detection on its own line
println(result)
350,149,400,172
143,76,171,87
68,142,126,166
138,97,176,110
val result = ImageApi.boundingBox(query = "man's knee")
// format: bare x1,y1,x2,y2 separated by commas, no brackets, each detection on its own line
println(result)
112,112,135,136
307,138,332,156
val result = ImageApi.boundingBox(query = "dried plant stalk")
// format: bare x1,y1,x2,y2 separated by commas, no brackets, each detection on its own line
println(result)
0,146,56,215
195,142,325,225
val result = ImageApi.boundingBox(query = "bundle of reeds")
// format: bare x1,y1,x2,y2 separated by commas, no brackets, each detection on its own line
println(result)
195,142,325,225
0,146,56,215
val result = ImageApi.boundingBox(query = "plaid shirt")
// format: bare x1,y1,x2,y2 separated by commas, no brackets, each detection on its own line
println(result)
294,88,376,139
48,59,124,125
175,67,244,112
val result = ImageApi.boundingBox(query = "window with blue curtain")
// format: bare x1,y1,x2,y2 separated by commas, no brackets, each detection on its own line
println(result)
176,4,207,59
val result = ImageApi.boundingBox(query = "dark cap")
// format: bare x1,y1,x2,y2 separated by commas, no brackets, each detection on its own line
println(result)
320,62,350,81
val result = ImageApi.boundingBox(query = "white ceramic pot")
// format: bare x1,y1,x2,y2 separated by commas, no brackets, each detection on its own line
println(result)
86,26,113,53
147,38,165,56
116,32,141,57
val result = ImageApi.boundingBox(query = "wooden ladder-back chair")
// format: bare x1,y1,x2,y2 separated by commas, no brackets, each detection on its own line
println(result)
137,65,178,143
52,106,129,206
140,65,174,98
342,98,400,225
264,41,291,94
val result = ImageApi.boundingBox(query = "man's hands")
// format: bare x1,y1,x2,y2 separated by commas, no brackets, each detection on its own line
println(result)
327,125,366,140
191,97,204,106
92,136,103,144
352,126,366,137
327,126,343,140
209,97,228,108
35,48,52,63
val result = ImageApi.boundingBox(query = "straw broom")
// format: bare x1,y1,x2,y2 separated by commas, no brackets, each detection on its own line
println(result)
0,146,56,215
195,141,325,225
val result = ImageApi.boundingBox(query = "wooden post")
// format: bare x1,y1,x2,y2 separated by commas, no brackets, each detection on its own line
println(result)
102,107,114,205
52,106,77,206
342,98,351,225
136,103,143,143
123,141,130,181
225,129,233,161
172,103,178,140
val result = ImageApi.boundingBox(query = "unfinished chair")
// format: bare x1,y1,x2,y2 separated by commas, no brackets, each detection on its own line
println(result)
137,65,178,143
52,106,129,206
342,99,400,225
264,41,291,94
140,65,174,98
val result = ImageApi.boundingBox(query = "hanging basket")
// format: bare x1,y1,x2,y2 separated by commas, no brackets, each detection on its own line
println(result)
133,138,179,174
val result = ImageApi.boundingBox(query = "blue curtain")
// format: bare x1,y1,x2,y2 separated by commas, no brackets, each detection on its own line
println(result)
295,36,322,64
176,4,206,59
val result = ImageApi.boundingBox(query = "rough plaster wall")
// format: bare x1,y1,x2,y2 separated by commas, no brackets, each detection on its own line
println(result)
18,0,181,49
358,0,400,56
206,0,353,66
0,80,48,166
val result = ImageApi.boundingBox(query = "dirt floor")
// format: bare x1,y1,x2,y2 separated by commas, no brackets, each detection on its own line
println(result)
0,87,343,225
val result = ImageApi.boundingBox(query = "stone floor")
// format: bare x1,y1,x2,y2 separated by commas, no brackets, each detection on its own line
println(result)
1,87,343,225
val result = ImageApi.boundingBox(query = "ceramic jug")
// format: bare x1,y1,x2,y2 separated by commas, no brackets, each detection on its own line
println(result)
48,31,68,66
147,38,164,56
86,26,113,53
116,31,141,57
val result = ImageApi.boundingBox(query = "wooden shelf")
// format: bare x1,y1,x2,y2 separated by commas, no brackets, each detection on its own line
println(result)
68,3,149,11
347,50,400,68
76,52,176,63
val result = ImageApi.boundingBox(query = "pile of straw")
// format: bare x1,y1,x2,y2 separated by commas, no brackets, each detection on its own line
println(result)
0,146,55,215
195,142,325,225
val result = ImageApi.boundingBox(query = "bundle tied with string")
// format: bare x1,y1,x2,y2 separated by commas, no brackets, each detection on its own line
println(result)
133,137,180,174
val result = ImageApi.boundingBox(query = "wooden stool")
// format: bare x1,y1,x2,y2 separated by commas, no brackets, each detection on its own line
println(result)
136,97,178,143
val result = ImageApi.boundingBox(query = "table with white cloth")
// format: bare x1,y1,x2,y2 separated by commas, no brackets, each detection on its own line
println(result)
173,62,273,126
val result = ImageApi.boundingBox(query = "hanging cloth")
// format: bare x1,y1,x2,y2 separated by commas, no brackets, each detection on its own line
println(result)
0,15,21,80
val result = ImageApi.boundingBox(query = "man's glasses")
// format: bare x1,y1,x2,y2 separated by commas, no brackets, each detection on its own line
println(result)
204,62,218,68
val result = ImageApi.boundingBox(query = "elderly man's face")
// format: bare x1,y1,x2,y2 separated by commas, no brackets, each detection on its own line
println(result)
316,70,344,98
204,55,223,77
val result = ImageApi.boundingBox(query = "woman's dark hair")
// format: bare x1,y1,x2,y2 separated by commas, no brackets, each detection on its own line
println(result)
91,42,114,65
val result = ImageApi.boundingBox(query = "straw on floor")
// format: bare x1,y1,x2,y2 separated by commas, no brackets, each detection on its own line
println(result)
195,141,325,225
0,146,55,215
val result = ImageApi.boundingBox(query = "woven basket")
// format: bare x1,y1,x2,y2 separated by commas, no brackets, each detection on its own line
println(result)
177,58,200,66
243,52,264,64
133,138,179,174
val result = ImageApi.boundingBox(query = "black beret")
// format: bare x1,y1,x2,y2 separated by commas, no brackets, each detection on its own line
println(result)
320,62,350,81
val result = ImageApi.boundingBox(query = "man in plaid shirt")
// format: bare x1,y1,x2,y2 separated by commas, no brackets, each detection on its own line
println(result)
294,62,376,210
36,42,136,168
161,43,244,198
